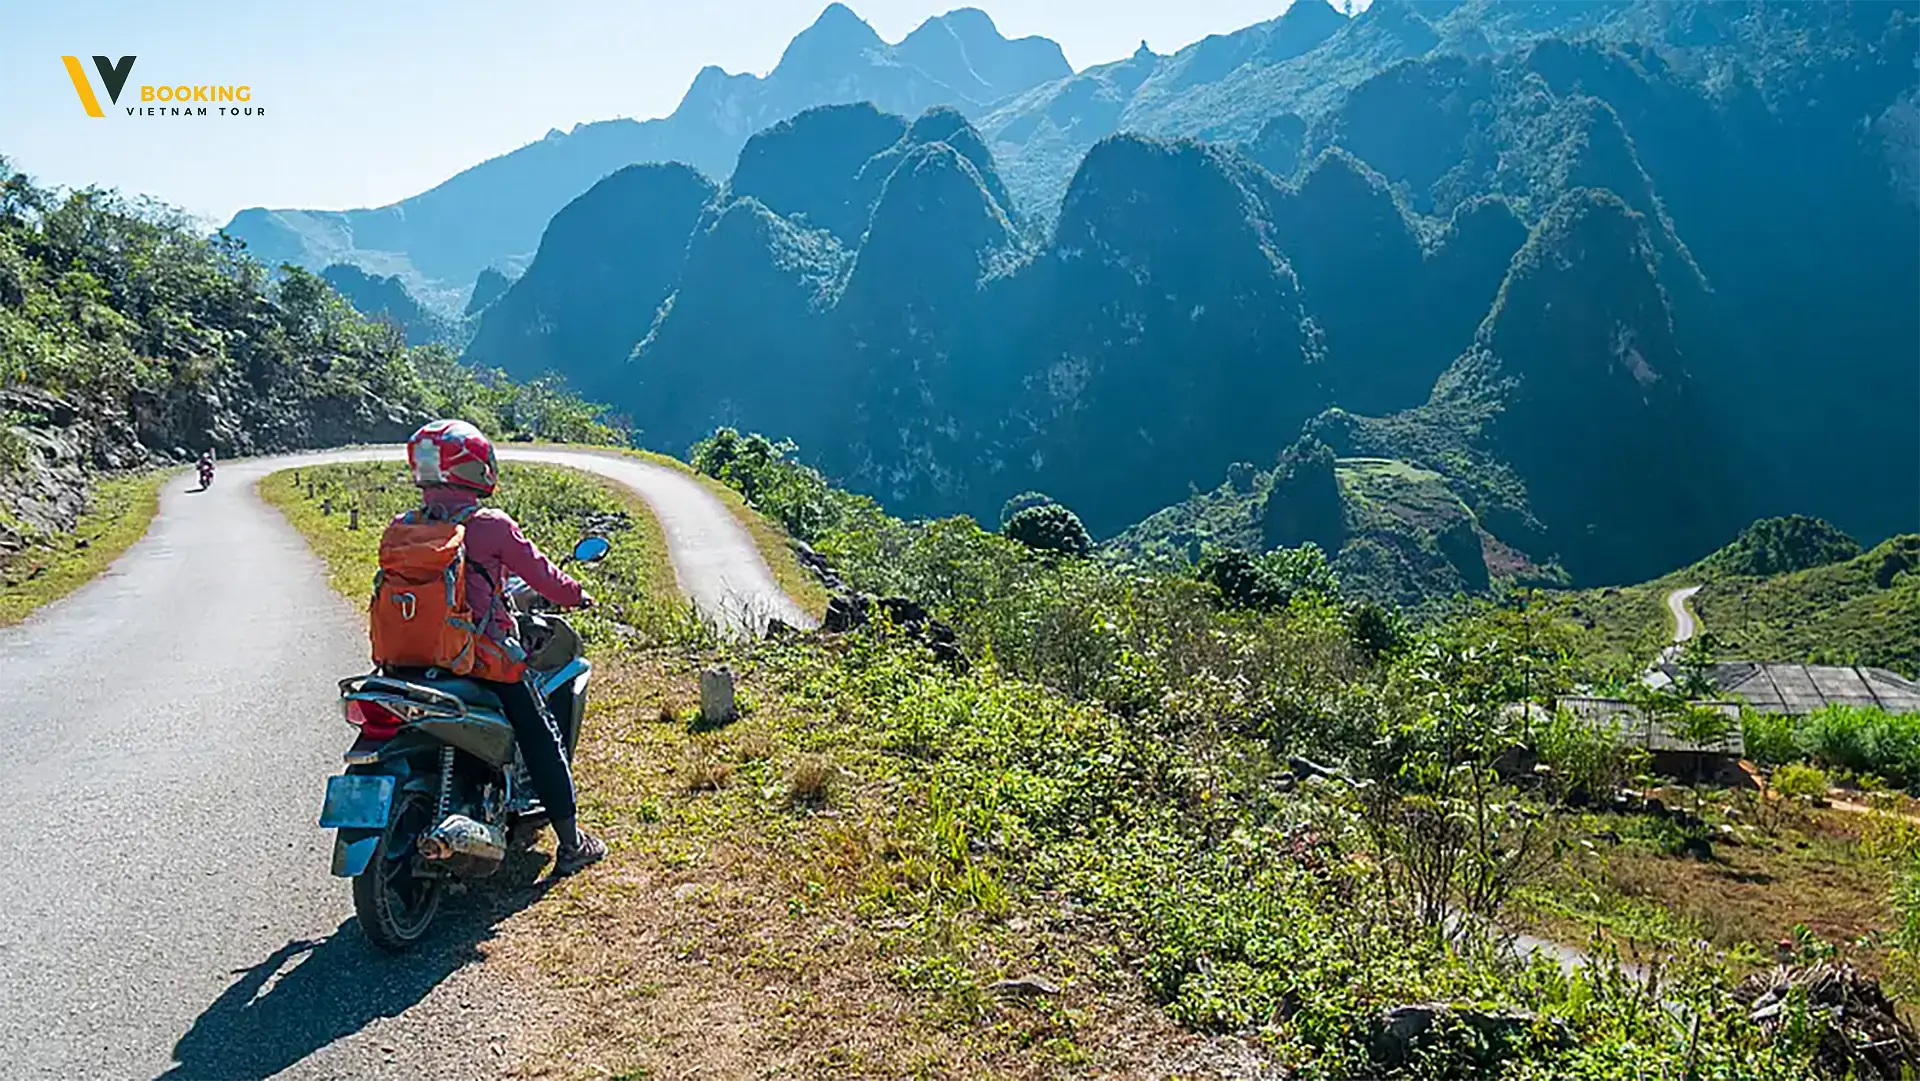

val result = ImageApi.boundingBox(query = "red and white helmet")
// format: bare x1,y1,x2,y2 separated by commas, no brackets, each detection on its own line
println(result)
406,419,498,495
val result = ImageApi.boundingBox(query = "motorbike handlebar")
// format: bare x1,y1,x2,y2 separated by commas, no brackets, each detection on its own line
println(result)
503,578,591,613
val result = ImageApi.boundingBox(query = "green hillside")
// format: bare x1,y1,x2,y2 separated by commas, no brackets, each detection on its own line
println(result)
1693,534,1920,677
1547,522,1920,677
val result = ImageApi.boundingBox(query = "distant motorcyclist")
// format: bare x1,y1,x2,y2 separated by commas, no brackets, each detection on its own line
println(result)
197,450,214,488
398,419,606,876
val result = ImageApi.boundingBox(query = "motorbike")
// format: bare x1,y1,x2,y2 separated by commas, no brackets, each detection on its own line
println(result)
318,533,611,951
197,461,213,489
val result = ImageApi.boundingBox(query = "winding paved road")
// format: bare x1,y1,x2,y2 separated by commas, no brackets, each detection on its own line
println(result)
0,446,806,1080
1667,585,1701,645
1656,584,1702,666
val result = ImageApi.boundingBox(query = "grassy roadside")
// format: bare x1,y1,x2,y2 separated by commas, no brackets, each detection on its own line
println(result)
0,470,169,626
257,461,692,643
493,649,1214,1080
260,460,1204,1076
503,442,831,622
1535,575,1688,675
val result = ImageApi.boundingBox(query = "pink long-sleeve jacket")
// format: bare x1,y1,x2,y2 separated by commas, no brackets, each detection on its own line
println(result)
406,485,585,642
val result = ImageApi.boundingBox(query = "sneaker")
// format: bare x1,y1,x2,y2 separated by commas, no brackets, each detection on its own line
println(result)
551,830,607,877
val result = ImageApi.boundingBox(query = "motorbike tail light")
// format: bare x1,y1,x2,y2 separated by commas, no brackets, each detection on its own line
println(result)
344,699,405,741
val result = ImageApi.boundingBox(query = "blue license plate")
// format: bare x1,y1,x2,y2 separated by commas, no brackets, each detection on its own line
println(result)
319,773,395,830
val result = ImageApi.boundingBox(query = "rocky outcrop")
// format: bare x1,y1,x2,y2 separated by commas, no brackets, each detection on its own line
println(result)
821,592,964,668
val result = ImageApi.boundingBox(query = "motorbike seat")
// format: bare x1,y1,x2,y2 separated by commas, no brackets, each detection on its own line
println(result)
381,667,505,712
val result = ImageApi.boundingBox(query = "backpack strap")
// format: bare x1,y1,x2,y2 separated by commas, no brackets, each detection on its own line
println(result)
445,505,508,637
407,503,479,525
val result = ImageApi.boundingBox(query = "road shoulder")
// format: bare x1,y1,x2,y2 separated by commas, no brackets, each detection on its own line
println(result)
0,468,169,627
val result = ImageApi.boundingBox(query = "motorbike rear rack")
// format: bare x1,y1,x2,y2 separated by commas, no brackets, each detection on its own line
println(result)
338,673,469,718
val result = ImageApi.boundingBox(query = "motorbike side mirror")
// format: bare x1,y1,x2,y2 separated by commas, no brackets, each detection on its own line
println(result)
571,535,611,564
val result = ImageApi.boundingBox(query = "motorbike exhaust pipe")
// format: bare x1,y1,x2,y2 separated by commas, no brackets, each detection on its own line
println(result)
417,814,506,865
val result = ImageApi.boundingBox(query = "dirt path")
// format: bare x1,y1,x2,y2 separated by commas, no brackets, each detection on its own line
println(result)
1828,797,1920,827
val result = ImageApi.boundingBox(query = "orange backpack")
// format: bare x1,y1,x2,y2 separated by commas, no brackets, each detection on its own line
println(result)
368,507,522,681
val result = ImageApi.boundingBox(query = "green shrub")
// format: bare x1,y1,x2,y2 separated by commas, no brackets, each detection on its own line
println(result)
1741,706,1798,766
1197,544,1338,612
1535,706,1644,804
997,490,1056,527
1796,704,1872,773
1197,548,1280,610
1793,704,1920,786
689,427,875,543
1002,502,1093,558
1874,537,1918,588
1699,514,1862,577
1345,598,1407,661
1772,762,1831,802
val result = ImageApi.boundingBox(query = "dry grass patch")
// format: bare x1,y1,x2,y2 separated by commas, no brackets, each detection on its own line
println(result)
785,753,839,809
677,738,735,793
1522,795,1900,977
736,727,778,764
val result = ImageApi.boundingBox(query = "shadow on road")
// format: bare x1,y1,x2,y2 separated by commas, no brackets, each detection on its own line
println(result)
157,850,553,1080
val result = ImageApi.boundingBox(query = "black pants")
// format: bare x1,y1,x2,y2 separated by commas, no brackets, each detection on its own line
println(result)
485,676,577,823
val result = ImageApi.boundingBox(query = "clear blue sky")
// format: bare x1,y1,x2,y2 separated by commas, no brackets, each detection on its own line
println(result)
0,1,1341,227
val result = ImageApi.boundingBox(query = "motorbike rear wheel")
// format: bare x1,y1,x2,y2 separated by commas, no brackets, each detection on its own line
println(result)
352,788,444,952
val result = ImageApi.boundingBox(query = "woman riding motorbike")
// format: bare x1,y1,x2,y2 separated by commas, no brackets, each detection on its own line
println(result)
399,419,606,877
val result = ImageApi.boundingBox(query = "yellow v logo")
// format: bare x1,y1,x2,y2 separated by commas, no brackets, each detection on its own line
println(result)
62,55,136,117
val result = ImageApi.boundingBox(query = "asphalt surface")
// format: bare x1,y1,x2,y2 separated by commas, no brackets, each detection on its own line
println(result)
0,446,808,1080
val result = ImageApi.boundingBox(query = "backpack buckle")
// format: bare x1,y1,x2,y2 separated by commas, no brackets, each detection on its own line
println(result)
394,592,417,620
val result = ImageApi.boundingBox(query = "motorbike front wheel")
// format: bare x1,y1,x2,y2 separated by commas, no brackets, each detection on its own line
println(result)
352,788,444,952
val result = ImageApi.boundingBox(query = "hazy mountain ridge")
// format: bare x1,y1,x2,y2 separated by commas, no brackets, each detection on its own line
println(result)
274,1,1918,601
319,263,462,347
222,5,1068,310
225,0,1919,330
